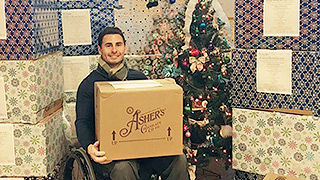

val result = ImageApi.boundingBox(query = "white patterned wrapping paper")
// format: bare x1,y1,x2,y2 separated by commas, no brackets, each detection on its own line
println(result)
0,109,67,177
233,108,320,180
0,52,63,124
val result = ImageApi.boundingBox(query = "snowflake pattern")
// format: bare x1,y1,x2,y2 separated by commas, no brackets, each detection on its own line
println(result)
233,108,320,179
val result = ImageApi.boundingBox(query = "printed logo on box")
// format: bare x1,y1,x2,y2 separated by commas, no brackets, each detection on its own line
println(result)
111,106,172,145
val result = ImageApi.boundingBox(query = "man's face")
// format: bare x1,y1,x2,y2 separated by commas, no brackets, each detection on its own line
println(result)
98,34,126,68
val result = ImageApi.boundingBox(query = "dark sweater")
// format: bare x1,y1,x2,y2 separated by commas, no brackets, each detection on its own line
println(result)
75,65,147,150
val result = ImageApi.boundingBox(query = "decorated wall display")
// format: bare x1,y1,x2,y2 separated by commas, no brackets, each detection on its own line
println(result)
58,8,114,56
0,0,60,60
231,49,315,113
0,52,63,124
233,108,320,180
234,0,320,51
0,109,66,177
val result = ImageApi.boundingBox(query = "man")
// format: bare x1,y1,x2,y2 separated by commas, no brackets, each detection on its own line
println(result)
75,27,189,180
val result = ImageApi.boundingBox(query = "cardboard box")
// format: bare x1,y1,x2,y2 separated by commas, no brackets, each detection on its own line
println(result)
0,109,67,177
0,52,63,124
0,0,59,60
95,78,183,160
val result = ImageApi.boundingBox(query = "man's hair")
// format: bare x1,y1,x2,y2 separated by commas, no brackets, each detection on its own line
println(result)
98,27,126,46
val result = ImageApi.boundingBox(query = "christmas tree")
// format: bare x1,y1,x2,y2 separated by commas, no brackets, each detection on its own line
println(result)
145,0,232,169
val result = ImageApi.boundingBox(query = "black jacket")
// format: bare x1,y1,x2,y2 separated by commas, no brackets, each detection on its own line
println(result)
75,65,147,150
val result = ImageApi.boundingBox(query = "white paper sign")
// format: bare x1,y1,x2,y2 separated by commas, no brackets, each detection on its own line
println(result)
109,80,163,89
63,56,90,92
0,124,15,165
263,0,300,36
0,0,6,39
0,77,7,119
62,9,92,46
257,49,292,94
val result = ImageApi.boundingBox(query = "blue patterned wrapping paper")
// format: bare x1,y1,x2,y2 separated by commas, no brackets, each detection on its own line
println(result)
231,49,315,113
58,0,116,9
234,0,320,51
0,0,60,60
314,55,320,117
58,8,115,56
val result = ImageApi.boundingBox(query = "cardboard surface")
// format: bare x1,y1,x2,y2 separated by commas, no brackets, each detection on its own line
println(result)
95,78,183,160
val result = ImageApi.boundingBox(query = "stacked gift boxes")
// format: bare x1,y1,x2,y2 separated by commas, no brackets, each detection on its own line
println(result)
58,0,115,56
0,0,60,60
0,52,66,178
233,0,320,179
0,52,63,124
0,109,66,177
234,0,320,51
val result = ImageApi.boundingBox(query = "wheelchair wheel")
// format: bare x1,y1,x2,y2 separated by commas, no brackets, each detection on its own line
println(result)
63,147,96,180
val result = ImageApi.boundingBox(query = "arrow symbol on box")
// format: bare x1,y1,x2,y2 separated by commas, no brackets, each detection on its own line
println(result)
167,127,171,136
112,131,116,141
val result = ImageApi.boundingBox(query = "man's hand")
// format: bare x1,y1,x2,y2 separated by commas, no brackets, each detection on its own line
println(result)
87,141,112,164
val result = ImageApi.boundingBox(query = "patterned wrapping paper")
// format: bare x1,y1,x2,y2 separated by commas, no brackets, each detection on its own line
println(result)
231,49,315,113
0,0,60,60
58,0,116,9
234,0,320,51
58,8,114,56
114,0,162,55
314,57,320,117
0,109,67,177
232,108,276,175
233,108,320,180
0,52,63,124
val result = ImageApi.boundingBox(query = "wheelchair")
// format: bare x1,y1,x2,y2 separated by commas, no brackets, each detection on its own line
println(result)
62,145,96,180
61,144,160,180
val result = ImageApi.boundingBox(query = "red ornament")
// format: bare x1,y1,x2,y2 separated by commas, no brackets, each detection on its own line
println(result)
207,95,211,100
183,125,189,131
198,94,203,99
182,61,188,66
190,48,200,57
228,159,232,163
185,131,191,137
194,158,198,162
215,159,219,162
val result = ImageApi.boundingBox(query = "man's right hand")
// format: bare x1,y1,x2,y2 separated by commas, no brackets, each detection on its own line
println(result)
87,141,113,164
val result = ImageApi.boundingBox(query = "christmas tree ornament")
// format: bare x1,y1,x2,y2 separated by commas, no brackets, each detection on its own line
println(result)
200,22,206,29
182,61,188,66
185,131,191,137
220,125,232,138
169,0,176,4
190,48,200,57
146,0,158,9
